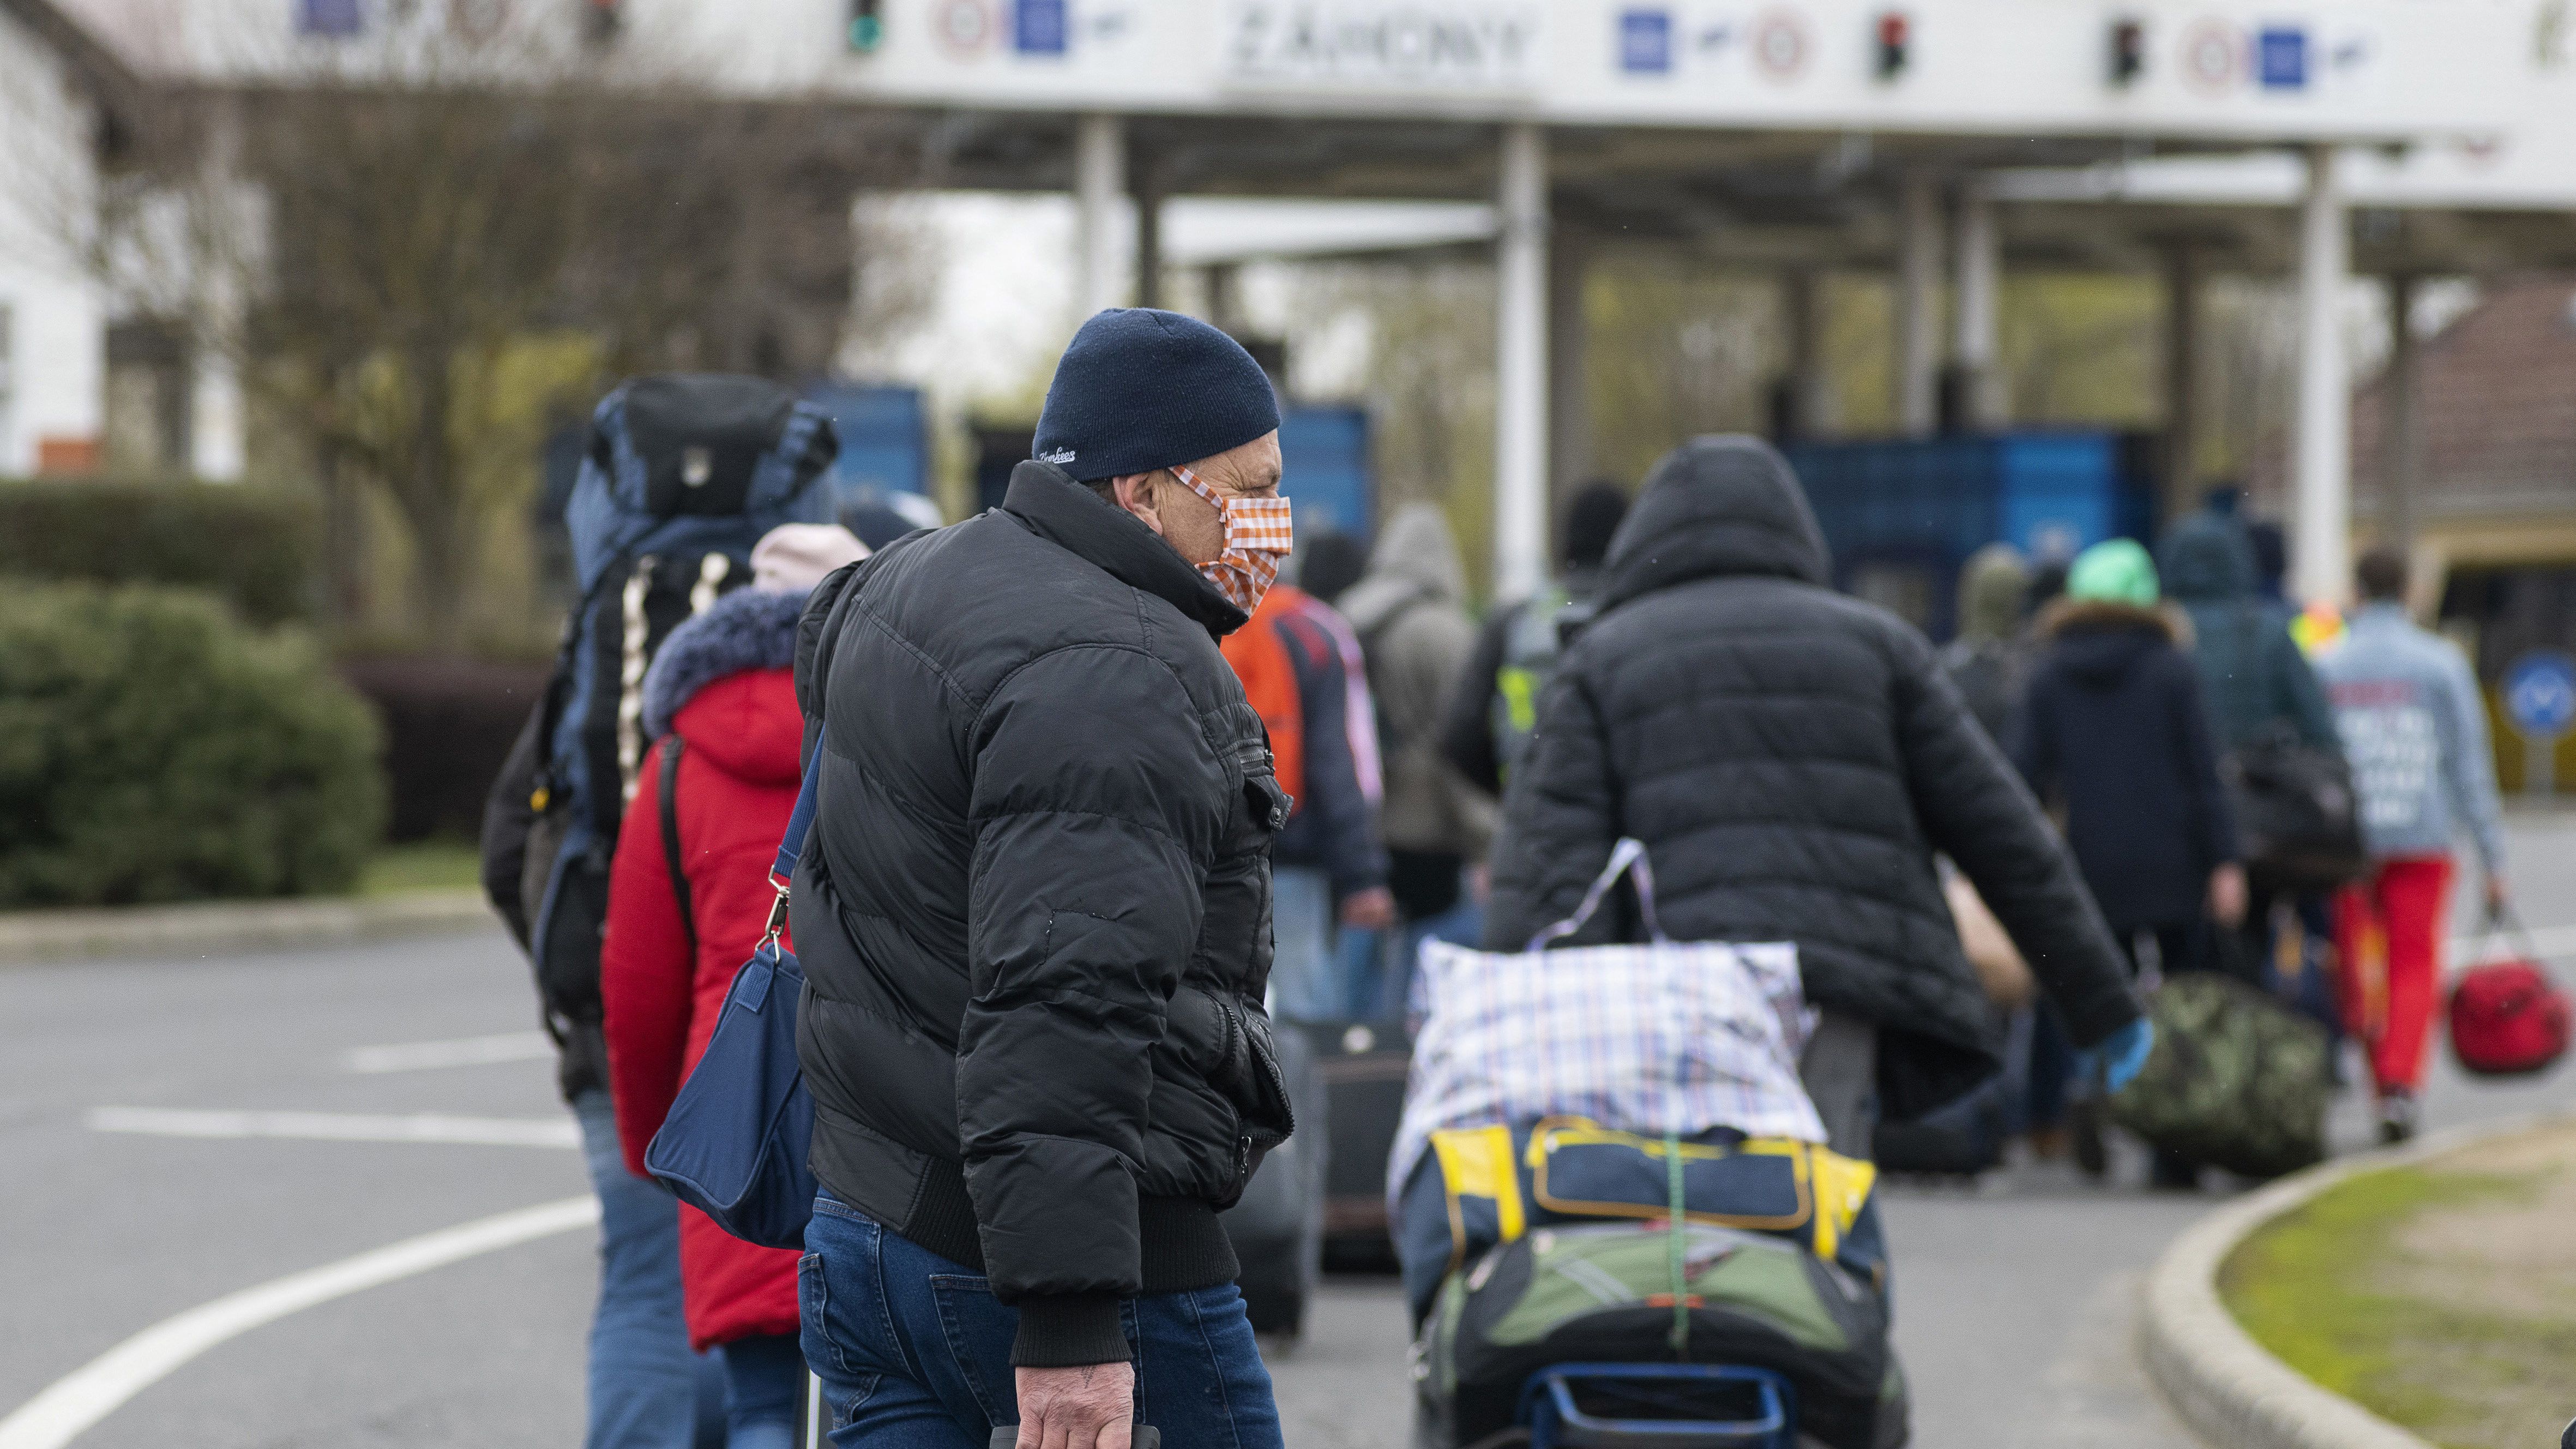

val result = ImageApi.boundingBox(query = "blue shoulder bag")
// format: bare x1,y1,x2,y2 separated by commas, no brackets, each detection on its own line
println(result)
644,766,820,1250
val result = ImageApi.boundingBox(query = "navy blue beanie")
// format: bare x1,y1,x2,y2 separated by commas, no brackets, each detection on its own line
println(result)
1033,309,1281,480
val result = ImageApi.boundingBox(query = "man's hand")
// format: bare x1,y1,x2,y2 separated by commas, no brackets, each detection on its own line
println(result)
1014,1361,1134,1449
2208,863,2248,929
1339,886,1396,931
2485,871,2511,917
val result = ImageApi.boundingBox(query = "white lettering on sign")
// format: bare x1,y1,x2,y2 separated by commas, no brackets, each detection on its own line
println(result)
1224,1,1547,92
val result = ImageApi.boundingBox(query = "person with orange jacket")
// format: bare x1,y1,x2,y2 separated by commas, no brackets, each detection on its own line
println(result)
600,524,865,1448
1222,579,1394,1020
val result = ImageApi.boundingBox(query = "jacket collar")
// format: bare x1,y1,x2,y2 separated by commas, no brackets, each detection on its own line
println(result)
1003,460,1249,639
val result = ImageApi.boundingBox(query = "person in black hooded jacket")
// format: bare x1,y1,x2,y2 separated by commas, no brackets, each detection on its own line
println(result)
2012,539,2246,967
1485,436,2143,1152
791,309,1296,1449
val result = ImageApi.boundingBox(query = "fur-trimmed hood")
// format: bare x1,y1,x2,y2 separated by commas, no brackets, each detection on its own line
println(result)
641,585,806,739
2036,596,2192,646
2037,597,2193,691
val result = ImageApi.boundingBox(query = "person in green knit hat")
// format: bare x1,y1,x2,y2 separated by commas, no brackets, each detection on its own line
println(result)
2012,538,2246,1186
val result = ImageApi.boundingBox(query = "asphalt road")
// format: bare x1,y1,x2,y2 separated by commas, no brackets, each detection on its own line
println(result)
5,815,2573,1449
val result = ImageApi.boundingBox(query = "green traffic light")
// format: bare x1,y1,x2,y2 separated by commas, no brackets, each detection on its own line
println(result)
850,15,883,51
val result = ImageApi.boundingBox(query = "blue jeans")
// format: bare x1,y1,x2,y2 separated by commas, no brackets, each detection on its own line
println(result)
574,1087,702,1449
798,1194,1285,1449
1269,864,1341,1021
720,1334,806,1449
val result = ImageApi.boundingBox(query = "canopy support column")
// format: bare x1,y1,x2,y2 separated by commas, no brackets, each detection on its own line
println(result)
2384,273,2422,549
2292,145,2351,603
1895,173,1941,438
2163,244,2202,521
1494,121,1551,602
1950,178,2000,431
1074,112,1126,318
1549,224,1592,499
1133,147,1164,311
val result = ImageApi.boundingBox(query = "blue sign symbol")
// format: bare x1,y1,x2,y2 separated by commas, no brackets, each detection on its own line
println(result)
1015,0,1068,55
2507,652,2576,739
2256,27,2307,89
298,0,362,36
1620,9,1674,73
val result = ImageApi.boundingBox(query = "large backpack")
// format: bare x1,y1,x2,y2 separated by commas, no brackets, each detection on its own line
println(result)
522,375,835,1037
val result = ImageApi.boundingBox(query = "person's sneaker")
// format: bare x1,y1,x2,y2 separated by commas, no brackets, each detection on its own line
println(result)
2378,1091,2419,1145
2070,1099,2108,1179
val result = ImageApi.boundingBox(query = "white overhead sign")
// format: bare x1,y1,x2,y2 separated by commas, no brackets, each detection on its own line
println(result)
200,0,2531,145
1219,1,1548,94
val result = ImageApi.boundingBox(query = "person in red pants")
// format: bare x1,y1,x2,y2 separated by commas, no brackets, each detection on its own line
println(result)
2318,548,2510,1143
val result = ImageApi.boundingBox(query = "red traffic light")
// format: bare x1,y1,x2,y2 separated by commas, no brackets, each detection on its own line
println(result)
1875,10,1910,80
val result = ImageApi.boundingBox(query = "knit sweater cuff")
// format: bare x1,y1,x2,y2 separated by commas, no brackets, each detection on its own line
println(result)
1010,1292,1129,1368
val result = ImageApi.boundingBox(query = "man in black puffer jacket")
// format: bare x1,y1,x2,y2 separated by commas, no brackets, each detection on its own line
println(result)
1485,436,2144,1149
792,309,1296,1449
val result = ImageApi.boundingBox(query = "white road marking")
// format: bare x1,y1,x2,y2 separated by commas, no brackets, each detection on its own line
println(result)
0,1195,598,1449
341,1031,554,1074
86,1107,576,1150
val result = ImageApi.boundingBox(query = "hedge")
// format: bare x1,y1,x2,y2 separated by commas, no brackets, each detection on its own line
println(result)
340,656,551,843
0,477,322,624
0,581,384,907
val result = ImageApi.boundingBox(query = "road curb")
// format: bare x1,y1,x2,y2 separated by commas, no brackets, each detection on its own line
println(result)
0,891,493,966
2140,1111,2572,1449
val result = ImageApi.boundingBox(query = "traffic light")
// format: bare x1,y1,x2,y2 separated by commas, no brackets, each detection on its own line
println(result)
1874,10,1910,81
581,0,619,46
848,0,884,52
2109,17,2146,86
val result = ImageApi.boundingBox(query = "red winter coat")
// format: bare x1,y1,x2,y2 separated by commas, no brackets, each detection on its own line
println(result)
601,588,806,1351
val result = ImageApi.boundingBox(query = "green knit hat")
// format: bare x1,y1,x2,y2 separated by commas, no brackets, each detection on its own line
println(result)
2067,538,2159,608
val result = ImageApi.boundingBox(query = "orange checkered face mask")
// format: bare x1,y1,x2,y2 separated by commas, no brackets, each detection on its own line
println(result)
1171,464,1292,614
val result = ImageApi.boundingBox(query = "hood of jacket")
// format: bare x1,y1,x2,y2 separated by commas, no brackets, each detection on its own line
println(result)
1598,436,1830,612
1955,543,2030,644
2039,598,2182,688
1338,502,1465,634
2158,510,2257,605
642,585,807,786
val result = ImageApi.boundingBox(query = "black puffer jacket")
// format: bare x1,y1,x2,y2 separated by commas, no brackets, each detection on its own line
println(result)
1484,437,2139,1119
2011,600,2240,931
792,462,1295,1369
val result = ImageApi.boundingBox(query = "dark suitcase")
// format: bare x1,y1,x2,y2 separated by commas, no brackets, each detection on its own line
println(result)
1223,1025,1325,1334
1292,1019,1411,1270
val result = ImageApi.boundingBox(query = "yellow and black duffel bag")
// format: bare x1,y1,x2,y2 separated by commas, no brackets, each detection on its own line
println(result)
1393,1115,1887,1323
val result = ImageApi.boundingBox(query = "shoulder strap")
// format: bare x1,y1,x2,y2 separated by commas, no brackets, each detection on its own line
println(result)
659,736,696,950
756,761,821,950
774,763,819,885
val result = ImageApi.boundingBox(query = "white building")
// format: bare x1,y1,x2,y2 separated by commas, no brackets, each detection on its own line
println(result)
0,0,128,476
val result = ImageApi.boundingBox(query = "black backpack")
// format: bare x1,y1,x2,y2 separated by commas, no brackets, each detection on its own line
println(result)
519,375,835,1035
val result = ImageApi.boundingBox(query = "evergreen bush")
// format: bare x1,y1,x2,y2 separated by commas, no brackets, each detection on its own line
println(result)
0,478,321,624
0,581,385,907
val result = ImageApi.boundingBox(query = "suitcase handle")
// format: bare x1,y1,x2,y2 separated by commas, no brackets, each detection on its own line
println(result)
991,1429,1158,1449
